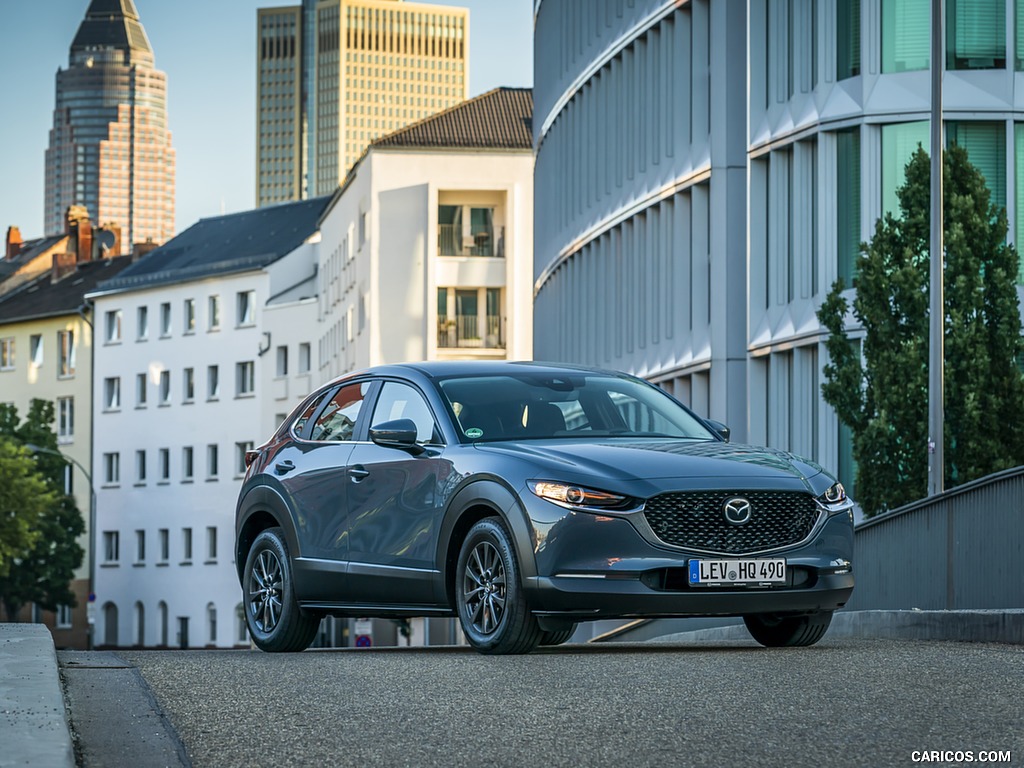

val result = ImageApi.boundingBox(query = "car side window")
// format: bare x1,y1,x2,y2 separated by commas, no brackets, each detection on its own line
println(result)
292,391,332,438
309,381,370,442
370,382,439,444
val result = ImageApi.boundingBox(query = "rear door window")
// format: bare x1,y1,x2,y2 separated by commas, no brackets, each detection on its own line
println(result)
309,381,371,442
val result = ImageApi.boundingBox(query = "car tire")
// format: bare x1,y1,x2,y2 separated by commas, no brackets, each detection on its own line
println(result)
244,527,319,652
539,624,577,646
743,610,833,647
455,517,541,655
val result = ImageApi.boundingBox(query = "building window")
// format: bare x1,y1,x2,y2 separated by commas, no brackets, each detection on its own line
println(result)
160,302,171,336
58,331,75,377
137,306,149,340
104,377,121,410
298,343,311,373
208,365,220,400
837,128,862,285
103,452,120,485
882,121,929,218
103,531,120,563
837,0,861,79
29,334,43,367
207,603,217,644
159,370,171,405
275,346,288,377
1,338,14,370
135,450,146,483
57,396,74,442
882,0,929,73
236,441,254,475
135,373,147,407
948,121,1006,211
182,527,193,563
947,0,1005,70
206,526,217,561
182,447,194,481
208,295,221,330
135,529,146,563
207,443,219,479
236,361,255,396
56,604,73,629
159,448,170,482
158,528,169,563
183,299,196,334
237,290,255,326
183,367,195,402
1015,123,1024,283
105,310,123,343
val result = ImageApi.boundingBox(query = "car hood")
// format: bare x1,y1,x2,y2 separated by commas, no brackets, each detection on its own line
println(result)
474,439,826,486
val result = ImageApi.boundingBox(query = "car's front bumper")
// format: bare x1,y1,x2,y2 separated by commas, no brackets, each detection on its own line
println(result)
520,493,855,620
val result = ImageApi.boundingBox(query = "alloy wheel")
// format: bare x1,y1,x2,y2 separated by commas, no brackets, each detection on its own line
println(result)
462,540,507,635
249,549,284,633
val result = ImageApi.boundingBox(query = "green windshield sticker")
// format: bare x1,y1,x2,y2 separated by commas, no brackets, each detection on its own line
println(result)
465,428,484,438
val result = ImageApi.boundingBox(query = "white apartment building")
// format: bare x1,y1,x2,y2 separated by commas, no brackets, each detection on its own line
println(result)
316,86,535,379
533,0,1024,502
86,198,329,648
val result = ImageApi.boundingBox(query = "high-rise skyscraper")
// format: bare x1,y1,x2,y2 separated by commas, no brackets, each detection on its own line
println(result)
45,0,175,251
257,0,468,207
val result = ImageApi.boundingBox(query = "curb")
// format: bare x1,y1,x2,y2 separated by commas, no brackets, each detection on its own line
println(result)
0,624,75,768
647,609,1024,645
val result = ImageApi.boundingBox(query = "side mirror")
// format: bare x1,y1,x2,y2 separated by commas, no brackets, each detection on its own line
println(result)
705,419,730,442
369,418,425,454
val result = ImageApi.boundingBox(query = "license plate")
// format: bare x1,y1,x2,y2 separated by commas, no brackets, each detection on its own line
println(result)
688,558,786,586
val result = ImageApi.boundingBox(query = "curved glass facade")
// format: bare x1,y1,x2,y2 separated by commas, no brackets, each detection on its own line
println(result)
535,0,1024,494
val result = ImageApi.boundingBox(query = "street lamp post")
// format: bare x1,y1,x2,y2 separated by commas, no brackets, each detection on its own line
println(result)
26,443,97,650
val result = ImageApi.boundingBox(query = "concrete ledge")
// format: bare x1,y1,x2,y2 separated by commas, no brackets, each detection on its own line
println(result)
647,610,1024,645
0,624,75,768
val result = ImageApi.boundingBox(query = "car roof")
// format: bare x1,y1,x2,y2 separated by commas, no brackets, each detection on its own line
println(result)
323,360,633,387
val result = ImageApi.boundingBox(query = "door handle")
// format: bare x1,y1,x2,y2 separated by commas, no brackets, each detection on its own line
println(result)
348,465,370,481
274,460,295,475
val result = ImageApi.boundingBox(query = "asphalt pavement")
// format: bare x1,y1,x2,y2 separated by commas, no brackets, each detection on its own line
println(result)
2,612,1022,767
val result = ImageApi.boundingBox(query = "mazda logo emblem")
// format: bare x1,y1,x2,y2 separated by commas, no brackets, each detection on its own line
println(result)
723,497,752,525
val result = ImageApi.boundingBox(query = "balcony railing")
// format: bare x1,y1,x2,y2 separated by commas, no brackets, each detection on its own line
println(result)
438,224,502,257
438,315,504,349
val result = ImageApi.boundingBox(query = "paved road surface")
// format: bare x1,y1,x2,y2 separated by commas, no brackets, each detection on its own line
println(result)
63,638,1023,768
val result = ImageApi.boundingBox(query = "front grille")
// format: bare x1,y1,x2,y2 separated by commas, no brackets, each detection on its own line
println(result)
642,491,822,555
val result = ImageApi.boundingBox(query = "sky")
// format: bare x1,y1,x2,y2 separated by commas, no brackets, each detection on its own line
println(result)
0,0,534,240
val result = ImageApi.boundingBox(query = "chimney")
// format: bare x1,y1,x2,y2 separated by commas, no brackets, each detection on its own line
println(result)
131,237,159,262
51,252,77,282
5,226,22,260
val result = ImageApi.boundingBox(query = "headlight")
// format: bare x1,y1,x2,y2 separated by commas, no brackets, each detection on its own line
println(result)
818,481,852,513
528,480,630,510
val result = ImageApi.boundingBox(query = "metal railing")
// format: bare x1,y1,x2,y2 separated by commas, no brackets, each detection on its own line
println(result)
845,465,1024,610
438,224,499,257
437,315,504,349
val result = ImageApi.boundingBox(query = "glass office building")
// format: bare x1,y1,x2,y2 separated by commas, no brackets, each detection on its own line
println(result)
257,0,469,206
44,0,175,249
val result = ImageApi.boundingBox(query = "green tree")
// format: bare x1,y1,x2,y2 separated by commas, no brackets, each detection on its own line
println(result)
0,438,51,580
0,400,85,621
819,144,1024,517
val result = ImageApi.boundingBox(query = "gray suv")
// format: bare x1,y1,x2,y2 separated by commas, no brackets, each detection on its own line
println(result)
235,361,854,654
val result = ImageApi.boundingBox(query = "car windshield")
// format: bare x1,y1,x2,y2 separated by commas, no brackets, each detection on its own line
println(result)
437,373,716,442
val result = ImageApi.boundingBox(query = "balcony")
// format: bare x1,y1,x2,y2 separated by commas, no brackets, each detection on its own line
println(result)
438,314,504,349
438,224,503,258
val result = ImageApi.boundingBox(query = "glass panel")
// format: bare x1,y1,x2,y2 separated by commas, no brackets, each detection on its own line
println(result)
881,121,929,218
947,0,1005,70
370,381,437,443
1017,0,1024,69
949,122,1006,212
837,128,862,285
310,381,367,441
882,0,930,73
1016,124,1024,282
837,0,861,79
455,289,479,341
